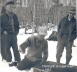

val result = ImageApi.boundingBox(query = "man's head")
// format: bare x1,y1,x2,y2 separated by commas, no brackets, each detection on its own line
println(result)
5,1,15,12
68,7,76,19
37,26,47,40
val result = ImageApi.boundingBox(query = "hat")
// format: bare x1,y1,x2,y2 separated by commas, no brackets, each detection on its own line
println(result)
5,1,14,5
69,7,76,14
38,26,47,35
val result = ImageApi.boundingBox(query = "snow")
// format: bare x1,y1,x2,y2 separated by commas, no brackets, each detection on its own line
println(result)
0,28,77,72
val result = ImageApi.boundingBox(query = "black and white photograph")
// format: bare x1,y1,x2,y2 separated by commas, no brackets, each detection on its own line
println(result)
0,0,77,72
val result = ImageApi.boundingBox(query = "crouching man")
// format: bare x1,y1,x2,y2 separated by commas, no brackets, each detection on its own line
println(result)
17,26,48,70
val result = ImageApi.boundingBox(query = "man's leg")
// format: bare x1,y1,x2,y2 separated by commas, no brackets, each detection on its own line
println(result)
1,33,12,62
1,38,6,60
5,34,12,62
32,60,41,67
66,41,73,64
1,33,8,60
56,39,65,63
17,57,33,70
12,35,21,62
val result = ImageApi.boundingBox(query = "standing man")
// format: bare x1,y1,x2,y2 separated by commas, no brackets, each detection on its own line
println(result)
56,7,76,64
1,1,21,66
17,26,48,70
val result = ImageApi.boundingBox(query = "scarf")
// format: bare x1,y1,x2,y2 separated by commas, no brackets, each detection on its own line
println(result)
6,12,15,33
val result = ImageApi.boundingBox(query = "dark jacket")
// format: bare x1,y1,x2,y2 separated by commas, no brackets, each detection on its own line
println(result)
0,12,19,35
57,15,76,41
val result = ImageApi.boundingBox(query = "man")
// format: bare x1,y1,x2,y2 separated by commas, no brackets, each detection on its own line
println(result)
17,26,48,70
56,7,76,64
1,1,21,66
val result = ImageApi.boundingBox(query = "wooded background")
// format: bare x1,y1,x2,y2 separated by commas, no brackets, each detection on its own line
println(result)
0,0,76,27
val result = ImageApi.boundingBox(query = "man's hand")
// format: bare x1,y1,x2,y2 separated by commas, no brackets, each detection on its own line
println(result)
4,31,8,34
19,46,25,54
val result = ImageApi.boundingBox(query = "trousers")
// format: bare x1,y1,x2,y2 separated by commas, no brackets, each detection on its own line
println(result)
56,35,73,64
17,56,41,70
1,33,21,62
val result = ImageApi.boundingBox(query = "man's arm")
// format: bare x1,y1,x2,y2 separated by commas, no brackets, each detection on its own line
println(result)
69,22,76,41
57,19,62,34
42,40,48,62
19,37,31,53
0,15,5,35
14,14,19,35
57,19,63,39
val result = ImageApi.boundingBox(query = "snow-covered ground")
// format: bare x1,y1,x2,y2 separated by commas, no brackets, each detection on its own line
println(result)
0,28,77,72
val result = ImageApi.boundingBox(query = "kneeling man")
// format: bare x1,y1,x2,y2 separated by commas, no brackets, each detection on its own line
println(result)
17,26,48,70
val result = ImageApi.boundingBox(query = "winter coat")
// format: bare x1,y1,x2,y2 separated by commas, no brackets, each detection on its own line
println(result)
0,12,19,35
57,15,76,41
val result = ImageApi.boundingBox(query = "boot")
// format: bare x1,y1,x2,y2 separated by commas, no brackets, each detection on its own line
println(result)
9,62,18,67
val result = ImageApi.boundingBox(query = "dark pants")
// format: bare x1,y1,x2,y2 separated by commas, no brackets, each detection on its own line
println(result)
1,39,6,60
1,33,21,62
1,34,7,60
17,56,41,70
56,35,73,64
